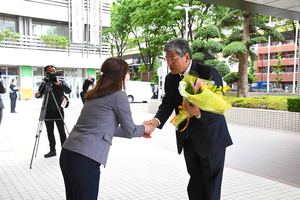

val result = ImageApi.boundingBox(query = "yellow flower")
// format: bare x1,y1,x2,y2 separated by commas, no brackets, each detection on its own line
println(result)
171,74,232,132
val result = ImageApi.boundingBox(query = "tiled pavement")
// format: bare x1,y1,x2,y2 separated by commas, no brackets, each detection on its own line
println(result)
0,99,299,200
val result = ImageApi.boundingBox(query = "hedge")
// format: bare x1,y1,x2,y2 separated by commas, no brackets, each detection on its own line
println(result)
287,98,300,112
224,96,296,112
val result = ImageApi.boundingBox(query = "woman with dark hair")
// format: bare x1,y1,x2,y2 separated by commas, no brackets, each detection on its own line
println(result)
80,76,95,103
59,57,154,200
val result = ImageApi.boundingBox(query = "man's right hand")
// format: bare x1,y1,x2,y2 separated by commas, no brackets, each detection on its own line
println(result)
144,118,160,128
35,92,41,98
143,119,159,138
143,124,154,138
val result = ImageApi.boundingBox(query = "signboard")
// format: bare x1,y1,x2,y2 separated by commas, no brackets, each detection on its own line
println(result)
21,66,33,100
90,0,100,45
72,0,84,43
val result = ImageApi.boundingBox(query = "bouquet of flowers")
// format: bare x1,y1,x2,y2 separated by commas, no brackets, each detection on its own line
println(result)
170,74,231,132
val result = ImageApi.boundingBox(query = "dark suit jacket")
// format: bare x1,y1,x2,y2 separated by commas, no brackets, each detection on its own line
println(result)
155,61,233,157
36,79,71,110
0,81,5,109
9,84,18,99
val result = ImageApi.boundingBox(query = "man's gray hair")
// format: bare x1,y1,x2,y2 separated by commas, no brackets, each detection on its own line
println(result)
164,38,192,58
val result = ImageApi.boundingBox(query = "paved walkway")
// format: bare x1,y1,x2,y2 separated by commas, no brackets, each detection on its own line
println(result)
0,99,299,199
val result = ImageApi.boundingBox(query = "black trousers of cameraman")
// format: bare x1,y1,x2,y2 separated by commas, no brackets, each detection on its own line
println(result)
45,109,66,152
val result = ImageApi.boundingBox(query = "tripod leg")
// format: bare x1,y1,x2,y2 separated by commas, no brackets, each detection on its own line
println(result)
35,122,43,157
63,123,70,135
50,90,70,135
30,83,51,169
29,120,43,169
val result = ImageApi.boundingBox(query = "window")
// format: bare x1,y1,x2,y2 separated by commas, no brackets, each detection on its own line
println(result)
260,54,270,60
285,52,294,59
7,66,18,75
32,21,68,37
64,68,83,77
33,67,43,76
283,66,296,72
0,66,6,75
259,67,267,73
55,68,64,77
0,16,17,32
271,53,277,59
285,40,294,44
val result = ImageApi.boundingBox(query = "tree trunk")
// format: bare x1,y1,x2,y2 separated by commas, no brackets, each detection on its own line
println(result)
237,13,251,97
237,54,249,97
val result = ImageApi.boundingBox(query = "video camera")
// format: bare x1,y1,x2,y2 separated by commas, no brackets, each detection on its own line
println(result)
44,72,57,83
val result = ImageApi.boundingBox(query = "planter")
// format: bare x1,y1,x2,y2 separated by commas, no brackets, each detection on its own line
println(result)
225,107,300,132
148,100,300,132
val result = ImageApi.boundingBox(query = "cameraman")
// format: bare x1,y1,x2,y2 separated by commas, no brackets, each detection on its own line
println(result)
35,65,71,158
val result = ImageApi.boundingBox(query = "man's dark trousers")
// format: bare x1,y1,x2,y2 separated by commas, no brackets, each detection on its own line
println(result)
45,109,66,152
183,137,225,200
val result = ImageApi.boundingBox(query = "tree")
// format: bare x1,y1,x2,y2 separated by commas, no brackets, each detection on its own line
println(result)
138,63,147,73
223,72,238,85
223,71,255,86
102,1,132,58
248,58,256,84
120,0,179,71
192,24,230,77
274,51,283,88
151,58,159,84
173,0,213,42
220,10,284,97
109,0,230,75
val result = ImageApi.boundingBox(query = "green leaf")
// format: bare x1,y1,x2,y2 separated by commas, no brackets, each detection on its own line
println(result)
223,41,247,57
40,35,69,49
0,29,20,42
195,25,220,39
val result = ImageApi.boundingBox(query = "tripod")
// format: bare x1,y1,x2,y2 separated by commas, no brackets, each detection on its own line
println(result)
29,82,69,169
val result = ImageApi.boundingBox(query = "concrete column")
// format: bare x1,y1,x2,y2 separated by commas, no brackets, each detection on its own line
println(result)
28,18,32,37
18,17,24,35
297,42,300,96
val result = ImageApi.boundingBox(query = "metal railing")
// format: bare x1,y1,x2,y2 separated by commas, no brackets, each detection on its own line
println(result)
24,0,68,7
0,35,111,55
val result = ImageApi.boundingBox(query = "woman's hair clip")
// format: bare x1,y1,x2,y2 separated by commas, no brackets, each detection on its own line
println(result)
99,71,104,76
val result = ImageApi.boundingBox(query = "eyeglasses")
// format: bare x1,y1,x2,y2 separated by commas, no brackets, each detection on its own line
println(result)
164,56,180,62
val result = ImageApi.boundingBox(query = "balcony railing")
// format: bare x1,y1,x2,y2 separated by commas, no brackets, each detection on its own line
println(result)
25,0,68,7
0,35,111,55
24,0,111,9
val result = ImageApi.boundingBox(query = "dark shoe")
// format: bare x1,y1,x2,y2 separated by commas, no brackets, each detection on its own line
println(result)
44,151,56,158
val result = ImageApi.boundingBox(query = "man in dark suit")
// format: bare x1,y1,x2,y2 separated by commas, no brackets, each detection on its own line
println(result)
9,79,19,113
146,38,232,200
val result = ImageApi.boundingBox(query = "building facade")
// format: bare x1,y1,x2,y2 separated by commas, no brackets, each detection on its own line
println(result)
255,31,299,92
0,0,111,99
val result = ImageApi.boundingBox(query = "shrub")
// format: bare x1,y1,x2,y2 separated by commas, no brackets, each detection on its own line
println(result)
287,98,300,112
223,72,238,85
137,64,147,73
131,73,139,81
40,35,69,49
0,29,20,42
224,96,289,111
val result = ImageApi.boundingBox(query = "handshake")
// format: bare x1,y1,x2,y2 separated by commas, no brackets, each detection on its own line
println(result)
142,119,160,138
